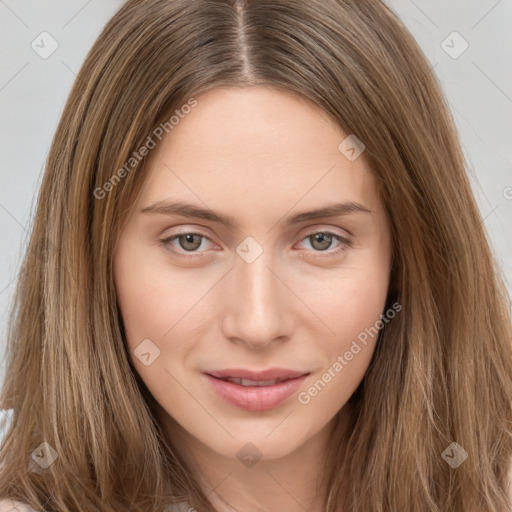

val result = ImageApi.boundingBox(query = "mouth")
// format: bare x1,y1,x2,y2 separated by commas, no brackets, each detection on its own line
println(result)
207,368,309,381
204,368,310,411
210,376,291,387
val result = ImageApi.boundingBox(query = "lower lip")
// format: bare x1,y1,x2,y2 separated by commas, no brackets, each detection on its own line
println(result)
204,374,309,412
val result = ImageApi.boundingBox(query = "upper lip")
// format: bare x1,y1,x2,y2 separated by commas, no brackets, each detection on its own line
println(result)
206,368,309,382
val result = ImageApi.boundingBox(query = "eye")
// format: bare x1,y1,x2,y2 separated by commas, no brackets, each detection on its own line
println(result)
159,232,214,258
296,230,352,257
159,229,352,260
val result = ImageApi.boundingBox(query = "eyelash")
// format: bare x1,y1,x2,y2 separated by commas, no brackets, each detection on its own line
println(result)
159,229,352,260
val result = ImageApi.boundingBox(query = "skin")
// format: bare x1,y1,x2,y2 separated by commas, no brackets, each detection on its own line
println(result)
113,86,393,512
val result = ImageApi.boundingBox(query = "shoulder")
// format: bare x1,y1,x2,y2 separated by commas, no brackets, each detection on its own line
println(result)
0,500,38,512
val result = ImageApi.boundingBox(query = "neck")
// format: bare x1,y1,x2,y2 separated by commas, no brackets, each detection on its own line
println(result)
159,404,354,512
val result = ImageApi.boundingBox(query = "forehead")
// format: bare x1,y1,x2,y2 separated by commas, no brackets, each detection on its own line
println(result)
138,87,381,220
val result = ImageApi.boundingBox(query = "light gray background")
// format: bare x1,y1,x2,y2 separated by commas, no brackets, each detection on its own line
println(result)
1,1,511,387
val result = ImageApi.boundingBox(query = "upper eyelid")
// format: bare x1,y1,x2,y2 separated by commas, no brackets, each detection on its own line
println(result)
162,223,352,239
161,226,352,250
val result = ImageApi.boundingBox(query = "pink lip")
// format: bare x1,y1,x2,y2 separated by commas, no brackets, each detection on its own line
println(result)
204,368,309,412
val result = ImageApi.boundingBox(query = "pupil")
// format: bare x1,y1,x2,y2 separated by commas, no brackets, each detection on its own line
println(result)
313,233,331,251
181,234,200,251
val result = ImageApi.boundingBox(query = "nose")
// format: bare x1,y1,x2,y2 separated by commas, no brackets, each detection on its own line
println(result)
220,249,294,350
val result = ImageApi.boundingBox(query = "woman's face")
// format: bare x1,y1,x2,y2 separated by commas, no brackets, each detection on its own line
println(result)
113,86,392,463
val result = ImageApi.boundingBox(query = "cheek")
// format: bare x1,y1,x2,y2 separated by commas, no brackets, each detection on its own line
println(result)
304,248,391,342
318,281,387,379
113,247,200,409
297,251,391,406
289,278,391,443
114,241,192,339
328,270,390,334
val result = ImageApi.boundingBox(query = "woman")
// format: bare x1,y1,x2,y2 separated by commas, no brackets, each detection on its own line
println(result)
0,1,511,511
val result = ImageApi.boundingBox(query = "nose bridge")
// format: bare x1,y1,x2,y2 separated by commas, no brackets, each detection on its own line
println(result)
240,249,276,312
221,241,291,347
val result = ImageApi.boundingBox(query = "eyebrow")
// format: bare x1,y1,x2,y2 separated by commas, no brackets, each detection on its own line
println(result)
140,199,371,227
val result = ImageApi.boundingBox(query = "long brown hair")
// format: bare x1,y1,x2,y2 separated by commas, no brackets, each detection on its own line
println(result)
1,1,511,510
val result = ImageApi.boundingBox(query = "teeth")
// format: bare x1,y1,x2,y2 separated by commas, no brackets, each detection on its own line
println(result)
224,377,280,387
